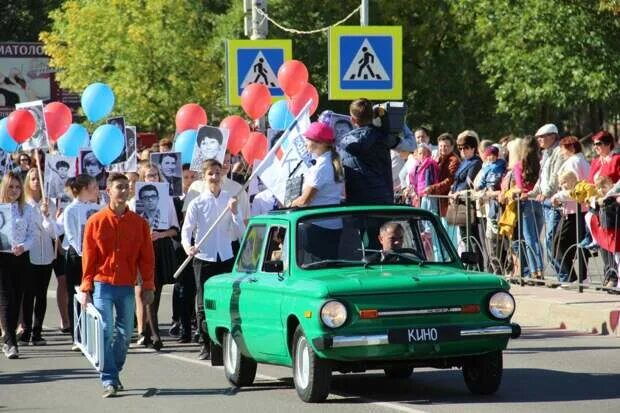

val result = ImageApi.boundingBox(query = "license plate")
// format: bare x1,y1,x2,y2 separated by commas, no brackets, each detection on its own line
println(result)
388,326,458,344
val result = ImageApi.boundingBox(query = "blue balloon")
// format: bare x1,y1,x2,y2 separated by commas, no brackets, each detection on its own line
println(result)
174,129,197,164
81,82,115,122
268,99,294,130
0,118,18,152
58,124,90,157
91,124,124,165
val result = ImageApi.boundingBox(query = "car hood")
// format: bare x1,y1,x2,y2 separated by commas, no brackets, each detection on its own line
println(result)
307,265,506,296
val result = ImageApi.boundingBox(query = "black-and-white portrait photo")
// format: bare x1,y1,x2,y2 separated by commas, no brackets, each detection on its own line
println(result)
108,125,137,173
45,154,77,199
16,100,49,151
135,182,170,230
107,116,127,164
79,149,108,190
0,204,13,252
0,149,12,178
330,113,353,146
190,125,229,172
151,151,182,197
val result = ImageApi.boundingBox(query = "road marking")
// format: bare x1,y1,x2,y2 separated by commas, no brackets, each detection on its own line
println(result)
154,351,430,413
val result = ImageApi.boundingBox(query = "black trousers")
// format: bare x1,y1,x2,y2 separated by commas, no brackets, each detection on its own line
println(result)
0,253,29,347
65,246,82,339
21,263,53,338
173,256,196,338
459,220,485,269
193,257,234,346
555,213,588,282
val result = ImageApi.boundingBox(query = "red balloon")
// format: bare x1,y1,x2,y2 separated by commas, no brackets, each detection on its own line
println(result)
7,109,36,143
288,83,319,116
220,115,250,155
241,132,268,165
277,60,309,97
176,103,207,133
240,84,271,120
44,102,73,142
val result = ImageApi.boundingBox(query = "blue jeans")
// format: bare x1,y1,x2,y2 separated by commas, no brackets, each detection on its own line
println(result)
93,282,135,388
520,200,544,275
542,201,565,279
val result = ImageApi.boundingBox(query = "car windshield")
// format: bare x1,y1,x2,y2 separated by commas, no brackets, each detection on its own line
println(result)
296,212,455,269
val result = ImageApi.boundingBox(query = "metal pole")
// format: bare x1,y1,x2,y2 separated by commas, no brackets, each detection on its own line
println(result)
517,196,523,281
360,0,369,26
251,0,268,132
576,206,584,293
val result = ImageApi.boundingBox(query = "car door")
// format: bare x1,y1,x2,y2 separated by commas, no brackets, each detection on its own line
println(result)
237,223,289,361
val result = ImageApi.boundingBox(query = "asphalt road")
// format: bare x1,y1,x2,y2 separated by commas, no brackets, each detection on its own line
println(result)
1,282,619,413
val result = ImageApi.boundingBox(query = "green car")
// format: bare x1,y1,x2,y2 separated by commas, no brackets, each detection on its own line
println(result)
204,205,520,403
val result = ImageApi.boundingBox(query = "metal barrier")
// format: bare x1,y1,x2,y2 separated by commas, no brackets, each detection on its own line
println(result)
73,296,105,371
397,189,620,294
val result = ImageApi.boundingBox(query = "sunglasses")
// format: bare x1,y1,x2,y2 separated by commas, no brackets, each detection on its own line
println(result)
593,141,605,146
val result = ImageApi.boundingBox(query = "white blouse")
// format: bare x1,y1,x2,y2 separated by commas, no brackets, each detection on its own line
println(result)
27,199,61,265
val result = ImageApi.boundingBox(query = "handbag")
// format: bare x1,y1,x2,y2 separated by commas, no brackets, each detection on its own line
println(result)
446,200,475,226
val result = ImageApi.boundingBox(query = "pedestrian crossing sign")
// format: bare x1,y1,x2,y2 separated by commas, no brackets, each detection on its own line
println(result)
226,39,292,106
328,26,402,100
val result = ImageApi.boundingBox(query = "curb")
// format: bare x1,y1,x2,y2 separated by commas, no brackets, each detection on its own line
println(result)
510,285,620,336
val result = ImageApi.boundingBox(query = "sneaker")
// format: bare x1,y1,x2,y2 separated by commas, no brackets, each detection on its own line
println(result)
168,322,180,337
197,345,210,360
102,385,117,398
31,336,46,346
3,344,18,359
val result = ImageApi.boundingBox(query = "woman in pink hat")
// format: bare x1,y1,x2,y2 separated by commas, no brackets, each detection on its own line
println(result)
291,122,345,260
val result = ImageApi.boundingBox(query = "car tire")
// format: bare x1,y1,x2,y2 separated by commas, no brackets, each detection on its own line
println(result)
463,351,502,395
384,366,414,379
223,331,257,387
292,326,331,403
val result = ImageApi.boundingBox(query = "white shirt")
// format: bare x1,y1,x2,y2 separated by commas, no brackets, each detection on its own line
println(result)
183,177,250,240
181,189,245,262
62,200,103,255
27,199,61,265
305,151,344,207
8,202,34,252
251,188,277,217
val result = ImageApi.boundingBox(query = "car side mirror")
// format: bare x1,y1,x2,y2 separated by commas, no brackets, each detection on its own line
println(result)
460,251,480,267
263,260,284,273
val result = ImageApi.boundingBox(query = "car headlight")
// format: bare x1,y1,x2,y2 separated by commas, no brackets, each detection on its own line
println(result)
488,292,515,319
320,300,347,328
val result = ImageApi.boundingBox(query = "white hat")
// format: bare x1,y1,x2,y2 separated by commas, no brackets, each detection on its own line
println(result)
535,123,558,136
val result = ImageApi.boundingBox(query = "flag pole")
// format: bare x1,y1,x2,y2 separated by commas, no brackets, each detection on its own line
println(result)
172,99,313,279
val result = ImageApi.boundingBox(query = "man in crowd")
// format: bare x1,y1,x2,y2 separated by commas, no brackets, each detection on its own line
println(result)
530,123,566,279
339,98,399,205
80,173,155,398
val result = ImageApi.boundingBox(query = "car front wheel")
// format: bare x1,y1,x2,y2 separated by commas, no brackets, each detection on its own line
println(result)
292,326,331,403
223,331,257,387
463,351,503,395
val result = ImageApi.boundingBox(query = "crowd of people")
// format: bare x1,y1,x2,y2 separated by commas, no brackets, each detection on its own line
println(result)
0,97,619,398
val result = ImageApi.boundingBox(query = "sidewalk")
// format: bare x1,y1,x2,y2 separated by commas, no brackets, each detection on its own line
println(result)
511,284,620,336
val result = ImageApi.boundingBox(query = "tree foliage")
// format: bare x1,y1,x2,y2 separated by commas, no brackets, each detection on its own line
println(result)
41,0,242,135
0,0,63,42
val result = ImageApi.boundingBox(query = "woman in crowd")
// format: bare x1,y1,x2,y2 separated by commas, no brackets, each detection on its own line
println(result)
182,159,244,360
551,137,591,286
62,174,100,345
513,136,545,281
424,133,460,244
130,163,179,351
290,122,345,259
448,131,483,269
0,171,34,359
407,143,439,210
20,169,60,346
589,131,620,184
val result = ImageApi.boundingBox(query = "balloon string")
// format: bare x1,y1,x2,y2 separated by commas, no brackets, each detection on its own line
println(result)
254,5,362,35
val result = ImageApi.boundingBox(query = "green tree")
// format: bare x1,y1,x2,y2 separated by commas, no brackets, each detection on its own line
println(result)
0,0,63,42
454,0,620,134
41,0,242,135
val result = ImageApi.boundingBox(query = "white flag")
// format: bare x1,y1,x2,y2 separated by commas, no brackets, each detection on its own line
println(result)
256,101,313,204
